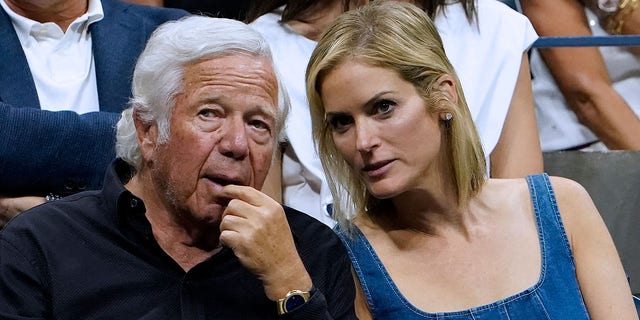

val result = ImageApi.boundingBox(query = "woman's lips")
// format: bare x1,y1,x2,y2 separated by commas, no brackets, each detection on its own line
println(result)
362,159,394,178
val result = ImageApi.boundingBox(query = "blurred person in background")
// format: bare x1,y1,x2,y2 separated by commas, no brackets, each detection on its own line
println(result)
520,0,640,151
0,0,187,224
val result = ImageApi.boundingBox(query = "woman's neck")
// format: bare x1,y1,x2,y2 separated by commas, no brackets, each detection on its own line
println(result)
367,177,482,237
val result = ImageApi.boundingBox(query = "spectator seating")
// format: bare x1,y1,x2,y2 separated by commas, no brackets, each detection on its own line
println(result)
543,151,640,295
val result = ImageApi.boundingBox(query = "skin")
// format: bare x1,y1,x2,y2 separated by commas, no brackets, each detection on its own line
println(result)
121,0,163,6
521,0,640,150
320,60,636,319
0,196,45,225
321,60,448,201
4,0,87,32
489,54,543,177
625,2,640,35
125,54,312,300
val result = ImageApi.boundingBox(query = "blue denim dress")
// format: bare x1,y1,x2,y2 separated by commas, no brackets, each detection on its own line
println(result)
337,174,590,319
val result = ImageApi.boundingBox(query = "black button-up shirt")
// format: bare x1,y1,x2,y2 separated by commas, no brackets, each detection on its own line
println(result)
0,159,356,319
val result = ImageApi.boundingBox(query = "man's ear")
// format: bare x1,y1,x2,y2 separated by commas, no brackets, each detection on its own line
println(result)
133,111,158,161
436,74,458,105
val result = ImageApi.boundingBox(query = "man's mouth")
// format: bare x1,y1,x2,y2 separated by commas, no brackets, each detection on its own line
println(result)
205,175,244,187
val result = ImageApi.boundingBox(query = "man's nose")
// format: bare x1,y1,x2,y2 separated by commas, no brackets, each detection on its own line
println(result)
218,117,249,160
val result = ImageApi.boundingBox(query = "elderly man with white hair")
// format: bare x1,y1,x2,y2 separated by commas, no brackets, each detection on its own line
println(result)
0,16,356,320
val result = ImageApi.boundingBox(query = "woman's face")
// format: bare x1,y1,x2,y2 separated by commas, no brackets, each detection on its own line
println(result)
319,60,444,199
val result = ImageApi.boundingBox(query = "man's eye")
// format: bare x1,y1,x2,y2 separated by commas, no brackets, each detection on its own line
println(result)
249,119,270,131
198,109,215,118
327,115,353,132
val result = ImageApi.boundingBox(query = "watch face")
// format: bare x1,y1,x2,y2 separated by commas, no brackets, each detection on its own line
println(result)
598,0,620,12
284,294,306,312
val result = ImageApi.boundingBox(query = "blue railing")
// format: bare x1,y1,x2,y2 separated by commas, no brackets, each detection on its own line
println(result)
495,0,640,48
533,35,640,48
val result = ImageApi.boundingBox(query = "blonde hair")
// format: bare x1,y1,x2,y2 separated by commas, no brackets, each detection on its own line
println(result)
306,1,486,230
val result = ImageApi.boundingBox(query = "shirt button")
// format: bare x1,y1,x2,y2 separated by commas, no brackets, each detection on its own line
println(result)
64,179,76,191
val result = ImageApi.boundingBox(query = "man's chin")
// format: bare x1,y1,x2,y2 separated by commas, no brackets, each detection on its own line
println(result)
196,202,227,224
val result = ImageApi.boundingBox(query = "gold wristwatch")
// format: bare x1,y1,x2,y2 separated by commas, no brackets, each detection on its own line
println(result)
276,288,313,315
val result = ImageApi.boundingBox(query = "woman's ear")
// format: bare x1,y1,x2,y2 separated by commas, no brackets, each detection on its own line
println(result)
436,74,458,105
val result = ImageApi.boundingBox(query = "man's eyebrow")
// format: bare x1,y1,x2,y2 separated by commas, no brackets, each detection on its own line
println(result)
250,104,278,121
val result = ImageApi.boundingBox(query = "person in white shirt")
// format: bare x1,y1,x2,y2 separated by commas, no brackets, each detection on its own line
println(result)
0,0,187,224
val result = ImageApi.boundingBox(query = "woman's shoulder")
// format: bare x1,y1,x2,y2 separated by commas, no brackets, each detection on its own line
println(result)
533,175,593,218
484,174,589,197
481,175,588,209
494,175,598,238
482,177,531,198
482,175,596,235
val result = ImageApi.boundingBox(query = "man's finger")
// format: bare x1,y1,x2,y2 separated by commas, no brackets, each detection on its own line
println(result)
219,185,272,207
221,198,259,220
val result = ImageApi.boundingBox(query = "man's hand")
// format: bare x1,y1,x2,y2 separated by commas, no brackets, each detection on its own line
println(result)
0,196,45,225
219,185,313,300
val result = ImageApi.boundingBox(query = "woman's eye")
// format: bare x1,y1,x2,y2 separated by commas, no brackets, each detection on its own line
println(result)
327,115,353,132
374,100,395,115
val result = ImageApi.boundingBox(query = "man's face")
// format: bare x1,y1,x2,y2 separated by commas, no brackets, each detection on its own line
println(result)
143,54,279,225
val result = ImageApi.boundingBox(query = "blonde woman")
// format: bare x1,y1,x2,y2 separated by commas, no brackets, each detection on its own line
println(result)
249,0,541,226
307,2,637,319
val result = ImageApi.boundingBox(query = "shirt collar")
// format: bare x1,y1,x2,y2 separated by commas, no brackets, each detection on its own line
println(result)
0,0,104,39
103,159,147,221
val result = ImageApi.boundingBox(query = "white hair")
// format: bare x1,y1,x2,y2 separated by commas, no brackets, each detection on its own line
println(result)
115,15,289,170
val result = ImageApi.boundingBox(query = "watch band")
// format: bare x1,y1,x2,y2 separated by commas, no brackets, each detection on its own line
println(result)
276,287,314,315
45,193,62,202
